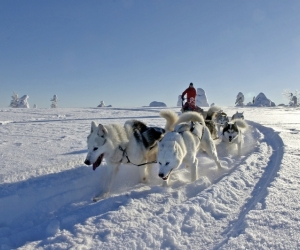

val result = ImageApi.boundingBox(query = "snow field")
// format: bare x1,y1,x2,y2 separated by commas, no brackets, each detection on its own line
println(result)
0,107,299,249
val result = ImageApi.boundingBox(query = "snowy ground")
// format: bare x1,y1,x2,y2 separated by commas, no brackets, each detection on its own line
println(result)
0,106,300,249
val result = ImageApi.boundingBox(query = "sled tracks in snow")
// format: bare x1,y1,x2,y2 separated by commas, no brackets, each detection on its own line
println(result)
214,121,284,248
0,121,284,249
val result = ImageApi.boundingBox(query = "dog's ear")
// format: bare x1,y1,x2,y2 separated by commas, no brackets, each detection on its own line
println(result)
98,124,108,135
91,121,98,133
172,141,178,151
222,123,228,135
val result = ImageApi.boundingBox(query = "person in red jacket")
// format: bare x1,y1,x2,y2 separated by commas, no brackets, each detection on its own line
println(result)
181,82,197,109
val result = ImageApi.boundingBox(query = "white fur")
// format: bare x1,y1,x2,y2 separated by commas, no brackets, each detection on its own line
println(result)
84,118,172,201
205,105,221,120
222,119,248,155
157,110,222,186
232,111,245,120
160,109,179,132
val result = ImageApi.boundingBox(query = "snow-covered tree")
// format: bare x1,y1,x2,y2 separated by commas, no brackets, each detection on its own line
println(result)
195,88,209,107
9,92,30,108
177,95,182,106
51,95,58,108
9,92,19,108
252,92,275,107
18,95,30,108
235,92,245,106
97,101,105,107
282,89,299,107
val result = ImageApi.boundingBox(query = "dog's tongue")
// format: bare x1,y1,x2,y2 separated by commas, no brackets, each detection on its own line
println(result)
162,169,173,180
93,154,104,171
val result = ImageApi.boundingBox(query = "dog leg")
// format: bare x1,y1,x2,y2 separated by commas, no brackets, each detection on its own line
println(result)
146,164,153,182
93,163,120,201
203,139,223,169
190,157,198,182
238,142,242,155
162,179,169,187
138,164,150,183
138,165,147,183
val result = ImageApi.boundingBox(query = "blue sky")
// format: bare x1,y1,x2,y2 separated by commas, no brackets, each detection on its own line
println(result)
1,0,300,108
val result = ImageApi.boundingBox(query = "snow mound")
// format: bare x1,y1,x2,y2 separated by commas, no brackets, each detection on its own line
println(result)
149,101,167,107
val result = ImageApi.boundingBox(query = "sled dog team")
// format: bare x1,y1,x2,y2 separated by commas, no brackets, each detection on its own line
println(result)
84,107,248,200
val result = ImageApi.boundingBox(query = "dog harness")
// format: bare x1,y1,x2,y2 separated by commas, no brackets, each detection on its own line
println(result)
118,145,157,167
189,121,204,139
175,121,204,145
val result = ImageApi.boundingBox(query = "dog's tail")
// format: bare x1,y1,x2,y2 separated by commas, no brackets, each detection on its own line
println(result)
175,111,204,126
160,110,179,132
205,105,222,120
232,119,248,130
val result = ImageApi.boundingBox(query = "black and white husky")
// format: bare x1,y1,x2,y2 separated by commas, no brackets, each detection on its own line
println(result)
215,110,229,133
222,119,248,155
84,119,170,200
157,110,223,186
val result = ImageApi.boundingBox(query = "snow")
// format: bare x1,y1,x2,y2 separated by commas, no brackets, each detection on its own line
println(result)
196,88,209,107
249,92,276,107
50,95,59,108
149,101,167,107
1,106,300,249
97,101,105,107
235,92,245,106
177,95,182,107
10,94,30,108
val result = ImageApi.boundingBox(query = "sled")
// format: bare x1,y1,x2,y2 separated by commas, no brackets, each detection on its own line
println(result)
181,101,204,115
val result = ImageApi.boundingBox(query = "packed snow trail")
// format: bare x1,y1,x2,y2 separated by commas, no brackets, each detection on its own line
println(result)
1,120,279,249
1,107,296,249
215,121,284,249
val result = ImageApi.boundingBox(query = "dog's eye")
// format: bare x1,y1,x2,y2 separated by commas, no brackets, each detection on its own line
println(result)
101,135,104,138
166,162,170,166
93,147,98,151
159,162,161,165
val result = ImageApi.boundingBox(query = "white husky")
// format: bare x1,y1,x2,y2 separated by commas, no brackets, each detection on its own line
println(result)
157,110,223,186
231,111,245,120
222,119,248,155
84,119,169,200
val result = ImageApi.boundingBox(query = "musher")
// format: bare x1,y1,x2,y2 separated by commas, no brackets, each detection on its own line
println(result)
181,82,197,111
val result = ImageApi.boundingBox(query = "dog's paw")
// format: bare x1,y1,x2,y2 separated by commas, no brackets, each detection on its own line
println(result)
141,176,148,183
92,197,101,202
219,165,229,170
92,192,109,202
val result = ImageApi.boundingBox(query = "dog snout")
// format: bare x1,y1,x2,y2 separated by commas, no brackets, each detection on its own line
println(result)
158,173,164,178
229,136,232,142
84,159,91,165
